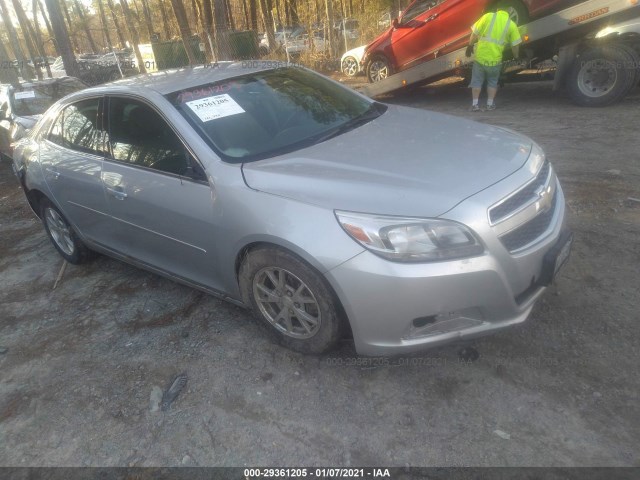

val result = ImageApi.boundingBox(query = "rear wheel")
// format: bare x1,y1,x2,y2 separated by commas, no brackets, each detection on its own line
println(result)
496,0,529,25
615,43,640,87
40,198,93,264
366,55,392,83
239,247,344,354
566,45,636,107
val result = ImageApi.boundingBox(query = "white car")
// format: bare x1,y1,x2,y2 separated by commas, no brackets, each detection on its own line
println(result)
285,34,328,56
341,46,366,77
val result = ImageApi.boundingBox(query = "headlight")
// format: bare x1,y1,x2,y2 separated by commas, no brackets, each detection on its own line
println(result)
335,211,484,262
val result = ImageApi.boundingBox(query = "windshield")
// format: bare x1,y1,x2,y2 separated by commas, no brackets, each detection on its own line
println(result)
11,79,87,117
166,67,381,162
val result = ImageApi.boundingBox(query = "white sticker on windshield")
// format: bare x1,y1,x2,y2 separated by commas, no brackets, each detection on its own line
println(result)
14,90,36,99
185,94,245,122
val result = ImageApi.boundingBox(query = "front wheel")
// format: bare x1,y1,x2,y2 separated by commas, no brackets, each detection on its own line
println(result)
566,45,636,107
40,198,93,264
239,248,345,354
366,55,393,83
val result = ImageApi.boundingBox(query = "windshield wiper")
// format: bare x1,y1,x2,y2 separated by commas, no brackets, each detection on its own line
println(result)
314,102,386,144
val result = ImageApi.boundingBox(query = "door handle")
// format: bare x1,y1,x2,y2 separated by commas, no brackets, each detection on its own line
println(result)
45,167,60,179
106,186,128,200
424,13,439,23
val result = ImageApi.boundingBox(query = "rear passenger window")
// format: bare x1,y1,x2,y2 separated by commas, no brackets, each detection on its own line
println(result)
107,97,189,176
48,98,106,156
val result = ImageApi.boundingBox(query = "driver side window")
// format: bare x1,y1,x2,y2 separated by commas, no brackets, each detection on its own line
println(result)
106,97,201,178
402,0,441,23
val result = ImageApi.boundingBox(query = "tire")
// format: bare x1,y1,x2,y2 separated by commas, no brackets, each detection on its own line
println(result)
40,198,93,264
366,55,393,83
566,45,637,107
615,43,640,87
495,0,529,25
239,247,345,354
341,56,359,77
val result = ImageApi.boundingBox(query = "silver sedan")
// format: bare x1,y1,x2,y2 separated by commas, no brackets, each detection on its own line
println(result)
12,63,572,355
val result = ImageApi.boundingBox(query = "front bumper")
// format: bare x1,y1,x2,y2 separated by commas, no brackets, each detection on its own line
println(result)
325,178,568,356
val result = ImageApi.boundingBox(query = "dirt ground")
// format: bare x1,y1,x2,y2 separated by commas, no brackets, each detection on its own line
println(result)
1,77,639,468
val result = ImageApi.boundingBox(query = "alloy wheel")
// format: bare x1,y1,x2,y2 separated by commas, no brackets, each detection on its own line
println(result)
252,267,321,339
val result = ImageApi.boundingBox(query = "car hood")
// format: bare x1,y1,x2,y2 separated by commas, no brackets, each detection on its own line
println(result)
15,114,41,130
242,105,532,217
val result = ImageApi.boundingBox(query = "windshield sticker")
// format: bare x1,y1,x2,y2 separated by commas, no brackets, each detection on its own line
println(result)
177,84,232,103
14,90,36,99
185,94,245,122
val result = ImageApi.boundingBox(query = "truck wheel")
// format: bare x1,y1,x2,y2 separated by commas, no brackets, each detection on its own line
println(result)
615,43,640,87
566,45,636,107
239,247,345,354
496,0,529,25
366,55,393,83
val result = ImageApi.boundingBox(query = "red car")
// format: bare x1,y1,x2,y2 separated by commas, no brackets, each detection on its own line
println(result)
364,0,584,82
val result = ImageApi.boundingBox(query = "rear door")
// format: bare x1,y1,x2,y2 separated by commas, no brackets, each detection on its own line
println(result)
39,97,111,242
99,95,218,288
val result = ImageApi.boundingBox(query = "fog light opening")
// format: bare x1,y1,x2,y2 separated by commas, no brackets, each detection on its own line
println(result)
413,315,437,328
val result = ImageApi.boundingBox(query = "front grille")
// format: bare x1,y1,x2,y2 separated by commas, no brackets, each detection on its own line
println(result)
489,161,551,224
500,192,557,252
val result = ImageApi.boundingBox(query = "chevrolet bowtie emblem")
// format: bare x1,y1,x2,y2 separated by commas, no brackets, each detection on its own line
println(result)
535,184,553,213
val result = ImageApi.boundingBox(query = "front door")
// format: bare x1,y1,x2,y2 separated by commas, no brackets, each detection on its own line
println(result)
391,0,447,69
99,96,218,289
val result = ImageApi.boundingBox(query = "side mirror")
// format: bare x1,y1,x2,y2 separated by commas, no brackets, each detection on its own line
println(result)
392,18,399,29
183,151,207,181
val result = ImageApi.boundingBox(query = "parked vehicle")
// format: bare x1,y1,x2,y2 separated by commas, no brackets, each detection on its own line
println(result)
364,0,586,83
0,77,87,161
259,26,306,54
341,46,366,77
12,64,571,355
48,54,139,85
285,33,328,56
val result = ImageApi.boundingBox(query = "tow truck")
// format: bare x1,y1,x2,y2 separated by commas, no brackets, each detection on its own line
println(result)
361,0,640,106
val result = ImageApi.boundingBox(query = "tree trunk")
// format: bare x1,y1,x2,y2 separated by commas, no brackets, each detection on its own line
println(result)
106,0,127,49
59,0,80,52
44,0,80,77
12,0,44,79
97,0,113,50
37,0,55,48
73,0,98,52
212,0,230,58
0,0,34,80
32,0,54,76
248,0,257,30
0,38,20,83
324,0,336,56
225,0,235,30
120,0,148,72
241,0,249,30
169,0,198,64
258,0,274,52
198,0,215,61
140,0,155,40
158,0,173,39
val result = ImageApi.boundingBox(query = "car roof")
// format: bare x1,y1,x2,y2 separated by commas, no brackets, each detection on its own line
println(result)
1,76,87,89
87,62,275,95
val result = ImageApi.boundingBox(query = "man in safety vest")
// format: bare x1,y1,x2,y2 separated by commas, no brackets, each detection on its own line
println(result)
466,3,522,111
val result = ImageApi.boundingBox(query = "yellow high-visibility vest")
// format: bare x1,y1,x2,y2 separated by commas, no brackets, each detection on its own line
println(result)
471,11,522,66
